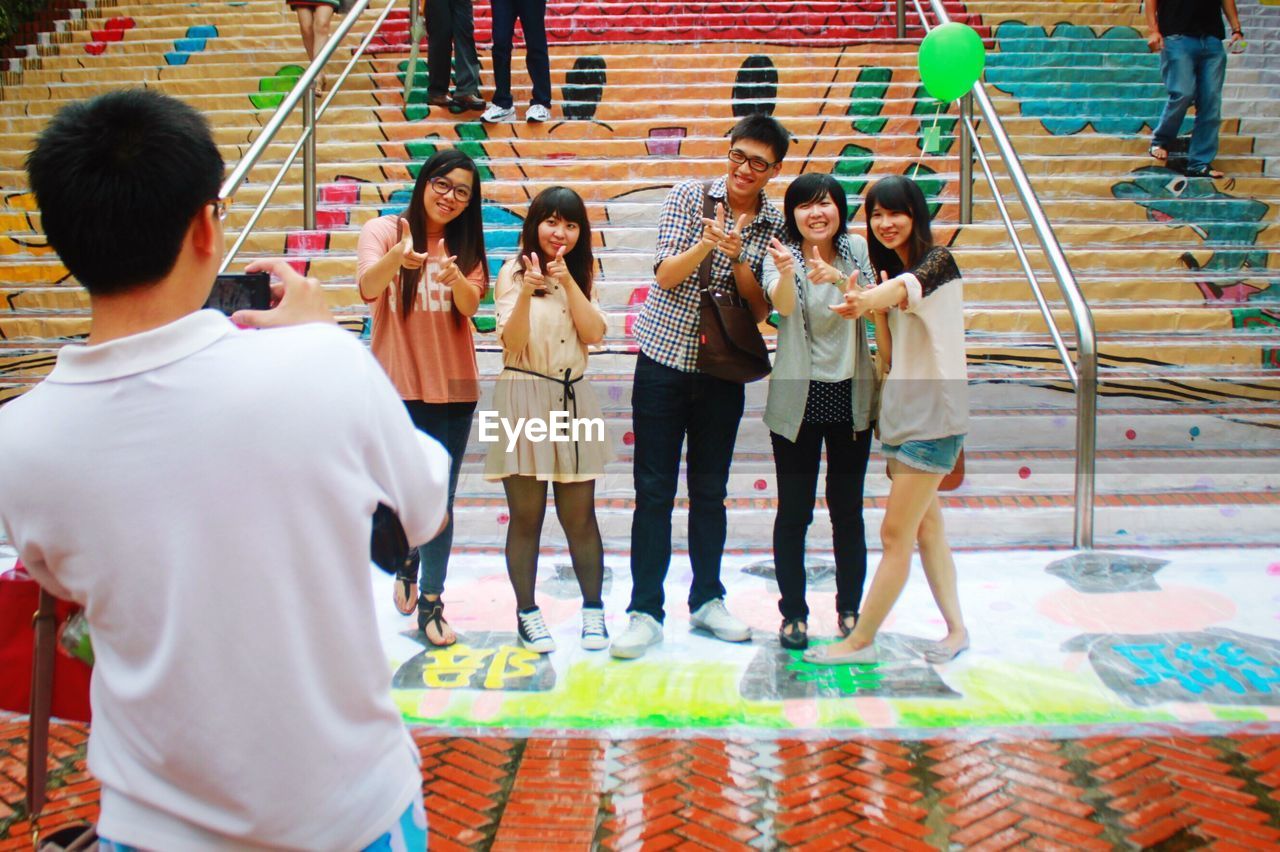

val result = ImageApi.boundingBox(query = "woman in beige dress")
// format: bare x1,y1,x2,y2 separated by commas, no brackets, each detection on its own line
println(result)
485,186,613,654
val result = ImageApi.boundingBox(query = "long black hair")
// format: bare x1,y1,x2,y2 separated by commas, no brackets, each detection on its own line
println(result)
400,149,487,316
783,172,851,256
864,175,934,278
518,186,594,299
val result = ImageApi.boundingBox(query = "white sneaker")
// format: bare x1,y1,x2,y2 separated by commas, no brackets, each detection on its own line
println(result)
516,607,556,654
609,612,662,659
481,102,515,123
526,103,551,123
581,606,609,651
690,598,751,642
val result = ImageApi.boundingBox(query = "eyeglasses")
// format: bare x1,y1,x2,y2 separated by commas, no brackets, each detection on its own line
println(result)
728,148,777,173
210,198,229,221
429,176,473,203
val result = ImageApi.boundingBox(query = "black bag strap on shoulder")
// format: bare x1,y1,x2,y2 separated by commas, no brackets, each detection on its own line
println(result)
697,181,716,293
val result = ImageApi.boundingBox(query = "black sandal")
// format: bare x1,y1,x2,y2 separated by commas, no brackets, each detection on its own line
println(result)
838,611,858,638
779,618,809,650
1184,165,1224,179
1148,144,1168,162
393,573,417,616
418,599,456,646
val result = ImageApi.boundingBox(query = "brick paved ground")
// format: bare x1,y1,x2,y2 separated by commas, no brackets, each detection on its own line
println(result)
6,718,1280,849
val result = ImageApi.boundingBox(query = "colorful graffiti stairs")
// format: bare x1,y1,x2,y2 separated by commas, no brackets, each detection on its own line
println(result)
0,0,1276,549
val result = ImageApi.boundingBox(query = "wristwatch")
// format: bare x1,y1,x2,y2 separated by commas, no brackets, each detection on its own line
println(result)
1233,28,1243,36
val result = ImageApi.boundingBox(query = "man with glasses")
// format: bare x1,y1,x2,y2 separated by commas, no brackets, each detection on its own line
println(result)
2,89,447,848
611,113,790,659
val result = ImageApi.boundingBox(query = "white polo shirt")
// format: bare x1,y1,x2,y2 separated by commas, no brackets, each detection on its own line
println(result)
0,310,450,850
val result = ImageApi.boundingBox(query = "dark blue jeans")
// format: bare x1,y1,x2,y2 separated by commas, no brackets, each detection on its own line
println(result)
1153,34,1226,171
628,353,745,622
489,0,551,108
404,400,475,596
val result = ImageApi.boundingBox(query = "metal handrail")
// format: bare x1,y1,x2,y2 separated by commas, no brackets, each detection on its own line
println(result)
217,0,401,270
905,0,1099,548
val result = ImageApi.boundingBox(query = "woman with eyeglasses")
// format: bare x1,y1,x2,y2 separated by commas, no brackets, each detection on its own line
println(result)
356,149,489,647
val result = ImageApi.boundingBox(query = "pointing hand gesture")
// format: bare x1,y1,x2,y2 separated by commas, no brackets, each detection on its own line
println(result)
396,218,429,270
521,251,548,297
806,244,843,286
766,237,794,279
434,238,463,288
545,244,571,286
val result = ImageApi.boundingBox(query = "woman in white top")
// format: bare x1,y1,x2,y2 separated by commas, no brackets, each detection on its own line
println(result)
805,175,970,666
485,186,613,654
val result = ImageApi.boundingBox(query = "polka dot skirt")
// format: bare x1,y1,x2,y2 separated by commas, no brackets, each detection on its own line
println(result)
803,379,853,424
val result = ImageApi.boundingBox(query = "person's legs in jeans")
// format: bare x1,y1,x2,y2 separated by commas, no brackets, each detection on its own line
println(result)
449,0,482,98
823,424,871,623
425,0,455,98
515,0,551,107
684,373,744,613
1152,36,1195,152
629,354,691,622
488,0,517,108
406,400,475,643
1188,36,1227,172
770,425,822,622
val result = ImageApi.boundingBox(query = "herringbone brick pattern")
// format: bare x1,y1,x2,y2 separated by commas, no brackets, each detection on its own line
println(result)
8,717,1280,848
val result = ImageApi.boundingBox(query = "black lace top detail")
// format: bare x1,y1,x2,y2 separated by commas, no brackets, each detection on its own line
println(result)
909,247,962,299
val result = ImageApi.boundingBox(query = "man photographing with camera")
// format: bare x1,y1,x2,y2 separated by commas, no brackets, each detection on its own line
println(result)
0,89,447,849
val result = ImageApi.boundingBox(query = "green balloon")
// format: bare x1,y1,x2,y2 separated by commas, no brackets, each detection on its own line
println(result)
918,22,986,103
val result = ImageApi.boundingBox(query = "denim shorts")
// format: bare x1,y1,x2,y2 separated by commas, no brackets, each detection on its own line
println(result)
100,794,427,851
881,434,964,474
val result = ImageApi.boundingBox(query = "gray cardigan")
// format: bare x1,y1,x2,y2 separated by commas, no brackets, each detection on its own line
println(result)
762,233,877,442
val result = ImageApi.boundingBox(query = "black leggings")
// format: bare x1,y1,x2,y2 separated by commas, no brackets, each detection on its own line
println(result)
770,422,872,621
502,475,604,611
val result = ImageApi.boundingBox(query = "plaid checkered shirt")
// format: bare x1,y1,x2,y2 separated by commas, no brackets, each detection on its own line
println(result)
633,177,785,372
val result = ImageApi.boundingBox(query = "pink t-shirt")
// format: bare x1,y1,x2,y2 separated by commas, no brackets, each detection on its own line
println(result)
357,215,487,403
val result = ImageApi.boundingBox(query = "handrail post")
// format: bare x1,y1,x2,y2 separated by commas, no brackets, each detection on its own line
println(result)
958,91,973,225
896,0,906,38
303,86,317,231
1074,345,1098,549
403,0,422,105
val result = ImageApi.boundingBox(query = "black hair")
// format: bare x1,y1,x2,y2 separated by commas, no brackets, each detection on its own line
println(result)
728,113,791,165
25,89,224,296
864,175,934,278
783,173,850,252
401,149,488,316
518,186,594,300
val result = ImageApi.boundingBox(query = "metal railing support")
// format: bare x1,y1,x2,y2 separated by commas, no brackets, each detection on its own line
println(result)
896,0,906,38
302,86,317,231
915,0,1098,548
403,0,422,106
958,92,973,224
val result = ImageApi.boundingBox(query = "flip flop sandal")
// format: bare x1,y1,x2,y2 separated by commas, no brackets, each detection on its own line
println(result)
393,575,418,615
1185,165,1224,179
419,600,456,647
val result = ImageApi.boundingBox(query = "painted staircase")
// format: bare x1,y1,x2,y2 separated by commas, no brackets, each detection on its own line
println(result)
0,0,1276,551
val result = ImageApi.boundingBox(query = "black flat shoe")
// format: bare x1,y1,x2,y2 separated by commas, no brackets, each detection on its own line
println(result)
1184,165,1224,179
838,610,858,638
779,617,809,650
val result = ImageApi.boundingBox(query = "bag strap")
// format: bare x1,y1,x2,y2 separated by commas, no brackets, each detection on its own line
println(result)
27,587,57,840
697,181,716,294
